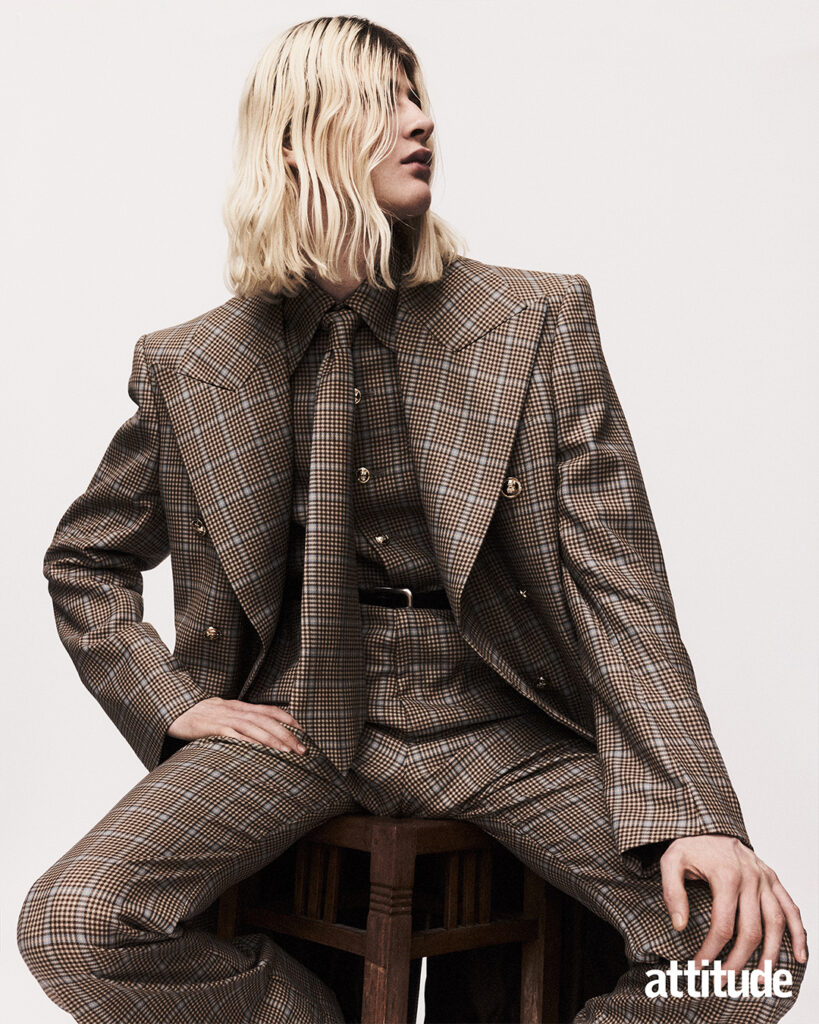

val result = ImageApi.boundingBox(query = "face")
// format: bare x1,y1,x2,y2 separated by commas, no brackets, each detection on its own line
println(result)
282,65,435,221
370,67,435,220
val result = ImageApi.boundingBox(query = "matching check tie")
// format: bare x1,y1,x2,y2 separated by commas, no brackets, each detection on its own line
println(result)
289,305,365,774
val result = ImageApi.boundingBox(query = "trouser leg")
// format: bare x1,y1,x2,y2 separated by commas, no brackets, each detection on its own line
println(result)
17,733,362,1024
398,710,808,1024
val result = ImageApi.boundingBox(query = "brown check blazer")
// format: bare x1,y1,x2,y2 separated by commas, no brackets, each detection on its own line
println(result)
43,256,750,865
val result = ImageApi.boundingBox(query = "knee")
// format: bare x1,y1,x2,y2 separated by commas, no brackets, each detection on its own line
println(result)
17,863,122,982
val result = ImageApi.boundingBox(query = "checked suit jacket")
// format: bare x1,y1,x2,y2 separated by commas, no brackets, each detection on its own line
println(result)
43,255,751,869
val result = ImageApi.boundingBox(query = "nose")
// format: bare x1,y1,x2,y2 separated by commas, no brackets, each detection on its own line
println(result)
407,107,434,145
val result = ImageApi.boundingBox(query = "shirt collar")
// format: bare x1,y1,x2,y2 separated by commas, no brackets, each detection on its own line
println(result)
281,247,404,374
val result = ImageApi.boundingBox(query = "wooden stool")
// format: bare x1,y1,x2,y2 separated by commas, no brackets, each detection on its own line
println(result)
216,814,561,1024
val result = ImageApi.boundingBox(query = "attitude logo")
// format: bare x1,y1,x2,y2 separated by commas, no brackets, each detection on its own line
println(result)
644,960,793,999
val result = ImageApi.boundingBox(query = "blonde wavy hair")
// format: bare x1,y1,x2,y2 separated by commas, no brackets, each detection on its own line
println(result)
222,15,467,298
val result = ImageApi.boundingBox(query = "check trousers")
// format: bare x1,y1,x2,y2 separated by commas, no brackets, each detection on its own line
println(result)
18,600,805,1023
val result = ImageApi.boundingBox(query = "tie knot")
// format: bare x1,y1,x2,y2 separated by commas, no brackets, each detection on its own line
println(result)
320,305,360,335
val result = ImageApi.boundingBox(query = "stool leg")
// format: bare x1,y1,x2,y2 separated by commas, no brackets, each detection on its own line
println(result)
521,868,561,1024
362,822,417,1024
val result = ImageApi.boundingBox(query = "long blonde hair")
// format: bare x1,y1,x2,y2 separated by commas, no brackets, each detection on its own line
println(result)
222,15,467,298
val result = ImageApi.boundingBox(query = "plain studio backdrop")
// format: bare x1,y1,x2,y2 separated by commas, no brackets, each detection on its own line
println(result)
2,1,816,1020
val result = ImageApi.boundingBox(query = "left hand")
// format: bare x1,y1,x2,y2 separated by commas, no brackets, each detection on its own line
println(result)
660,834,808,973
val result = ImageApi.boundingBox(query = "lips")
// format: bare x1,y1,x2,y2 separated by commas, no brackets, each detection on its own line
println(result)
401,148,432,166
406,161,431,178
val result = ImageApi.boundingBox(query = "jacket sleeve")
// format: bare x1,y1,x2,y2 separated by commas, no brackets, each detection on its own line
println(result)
43,335,209,771
549,273,751,867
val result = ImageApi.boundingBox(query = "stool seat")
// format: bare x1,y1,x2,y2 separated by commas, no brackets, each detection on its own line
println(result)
216,813,561,1024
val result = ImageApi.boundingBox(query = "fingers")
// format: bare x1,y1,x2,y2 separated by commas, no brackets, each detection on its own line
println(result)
692,873,741,968
168,697,305,744
768,874,809,964
722,870,807,974
755,886,787,972
234,716,307,754
242,702,303,731
722,877,762,973
661,853,690,932
230,703,307,753
170,698,316,756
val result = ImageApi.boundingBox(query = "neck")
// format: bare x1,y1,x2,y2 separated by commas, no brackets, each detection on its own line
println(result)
304,229,403,301
306,266,366,302
303,231,367,301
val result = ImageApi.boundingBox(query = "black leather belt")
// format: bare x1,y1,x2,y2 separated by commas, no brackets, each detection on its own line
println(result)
283,578,449,609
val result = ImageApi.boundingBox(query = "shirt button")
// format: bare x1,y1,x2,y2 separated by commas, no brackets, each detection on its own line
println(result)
354,387,362,405
356,467,371,483
374,534,390,545
193,517,207,536
204,625,220,640
519,588,528,598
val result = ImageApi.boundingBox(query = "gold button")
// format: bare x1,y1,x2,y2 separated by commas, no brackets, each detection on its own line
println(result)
537,674,548,685
354,387,362,405
519,588,527,598
501,476,522,498
375,534,389,544
193,517,207,536
204,625,220,640
356,467,370,483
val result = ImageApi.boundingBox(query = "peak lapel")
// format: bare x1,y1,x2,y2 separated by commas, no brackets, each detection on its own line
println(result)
153,294,293,650
394,260,547,621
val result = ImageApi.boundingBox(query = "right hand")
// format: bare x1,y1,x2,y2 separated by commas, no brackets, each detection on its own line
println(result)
167,697,307,754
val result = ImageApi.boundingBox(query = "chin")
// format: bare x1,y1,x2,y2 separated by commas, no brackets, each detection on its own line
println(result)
395,195,432,220
379,185,432,221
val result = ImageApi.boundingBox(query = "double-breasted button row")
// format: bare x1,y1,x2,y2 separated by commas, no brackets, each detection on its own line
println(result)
192,516,218,639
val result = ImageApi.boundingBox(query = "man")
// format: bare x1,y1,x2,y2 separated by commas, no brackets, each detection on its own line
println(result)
17,14,808,1023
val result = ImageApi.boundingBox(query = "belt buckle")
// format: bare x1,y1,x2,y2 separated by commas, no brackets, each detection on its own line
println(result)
372,586,413,607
